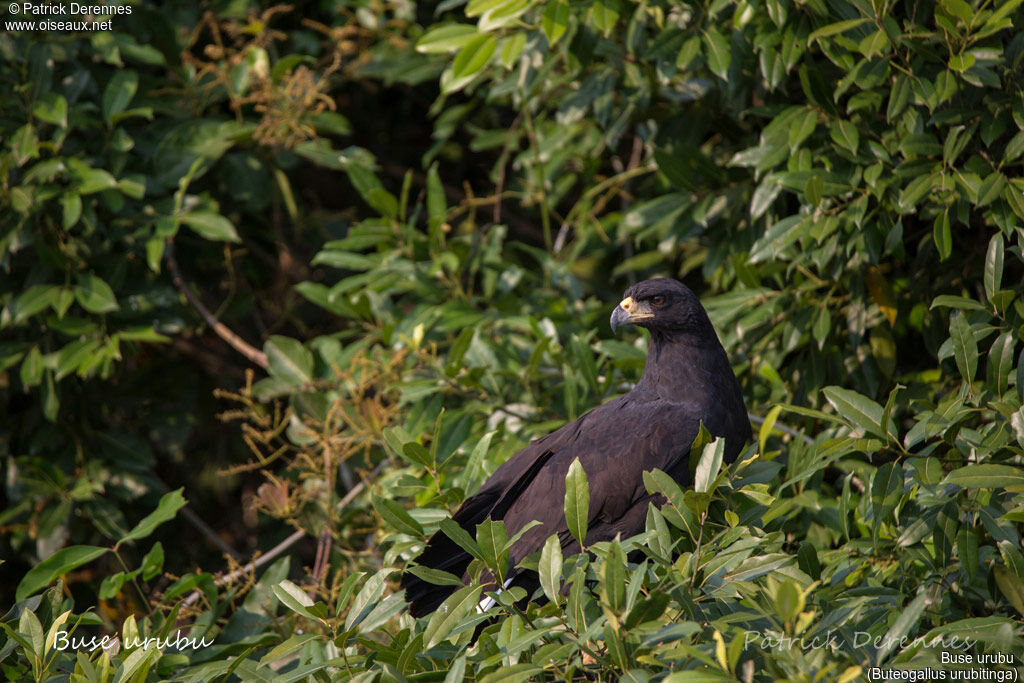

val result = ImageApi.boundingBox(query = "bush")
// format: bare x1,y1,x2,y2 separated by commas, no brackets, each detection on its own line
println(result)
2,0,1024,679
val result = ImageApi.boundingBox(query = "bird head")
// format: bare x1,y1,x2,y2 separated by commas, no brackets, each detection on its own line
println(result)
609,278,707,335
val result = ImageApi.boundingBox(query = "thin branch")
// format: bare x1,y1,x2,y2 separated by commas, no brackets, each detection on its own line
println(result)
310,528,333,595
165,238,269,369
179,506,245,562
747,412,815,445
180,465,380,608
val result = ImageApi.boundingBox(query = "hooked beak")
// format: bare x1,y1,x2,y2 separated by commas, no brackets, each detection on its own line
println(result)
610,296,654,333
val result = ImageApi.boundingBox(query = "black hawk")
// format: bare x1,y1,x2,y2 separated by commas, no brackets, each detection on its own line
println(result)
402,277,751,616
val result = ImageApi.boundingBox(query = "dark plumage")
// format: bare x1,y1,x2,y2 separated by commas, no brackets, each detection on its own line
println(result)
401,278,751,617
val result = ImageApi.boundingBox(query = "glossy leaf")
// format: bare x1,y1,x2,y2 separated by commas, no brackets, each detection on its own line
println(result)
564,458,589,548
539,534,563,603
822,386,890,440
949,311,978,383
118,488,187,546
74,274,119,314
945,464,1024,489
16,546,109,601
452,34,496,80
265,336,314,387
180,211,241,242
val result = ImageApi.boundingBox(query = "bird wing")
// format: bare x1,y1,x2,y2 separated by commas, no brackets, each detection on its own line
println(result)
402,390,727,615
498,392,698,568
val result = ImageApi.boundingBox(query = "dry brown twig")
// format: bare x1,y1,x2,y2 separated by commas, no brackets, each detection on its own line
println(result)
179,467,380,609
165,239,269,369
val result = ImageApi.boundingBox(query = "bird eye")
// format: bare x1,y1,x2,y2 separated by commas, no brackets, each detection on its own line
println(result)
652,295,665,306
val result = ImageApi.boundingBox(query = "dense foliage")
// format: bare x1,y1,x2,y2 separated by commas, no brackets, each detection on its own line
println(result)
2,0,1024,679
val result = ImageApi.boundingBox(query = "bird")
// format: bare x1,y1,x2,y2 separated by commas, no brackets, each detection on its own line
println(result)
401,277,751,617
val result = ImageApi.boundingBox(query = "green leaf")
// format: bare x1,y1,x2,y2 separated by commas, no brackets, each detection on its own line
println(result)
10,123,39,167
808,17,871,41
985,0,1024,29
43,609,72,654
601,541,626,613
426,163,447,235
180,211,241,242
977,173,1006,207
118,488,187,546
939,0,973,22
788,109,817,150
994,566,1024,617
1005,131,1024,163
479,0,532,31
539,534,563,603
984,234,1004,303
643,468,686,511
476,519,509,577
930,295,987,312
33,93,68,128
99,572,131,601
988,332,1014,396
812,305,831,349
949,311,978,383
402,441,434,468
948,52,975,72
466,0,507,17
878,591,928,660
944,464,1024,489
359,592,407,633
19,608,44,660
41,371,59,422
1019,347,1024,404
61,193,82,230
804,175,823,206
871,462,903,532
19,346,44,389
273,579,322,621
702,28,730,80
404,565,462,587
102,70,139,124
12,285,59,323
478,664,543,683
749,215,807,263
565,458,590,548
694,438,724,493
423,584,483,648
860,28,891,58
750,175,782,219
416,25,480,54
264,336,314,387
74,274,119,314
371,497,424,537
141,542,165,580
444,657,468,683
67,159,117,195
452,34,496,80
797,541,821,580
439,518,485,563
914,458,945,486
822,386,890,440
830,119,859,154
958,525,979,578
933,500,958,566
932,211,952,260
542,0,569,45
345,570,389,630
591,0,620,34
758,405,783,455
16,546,109,601
499,32,526,67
